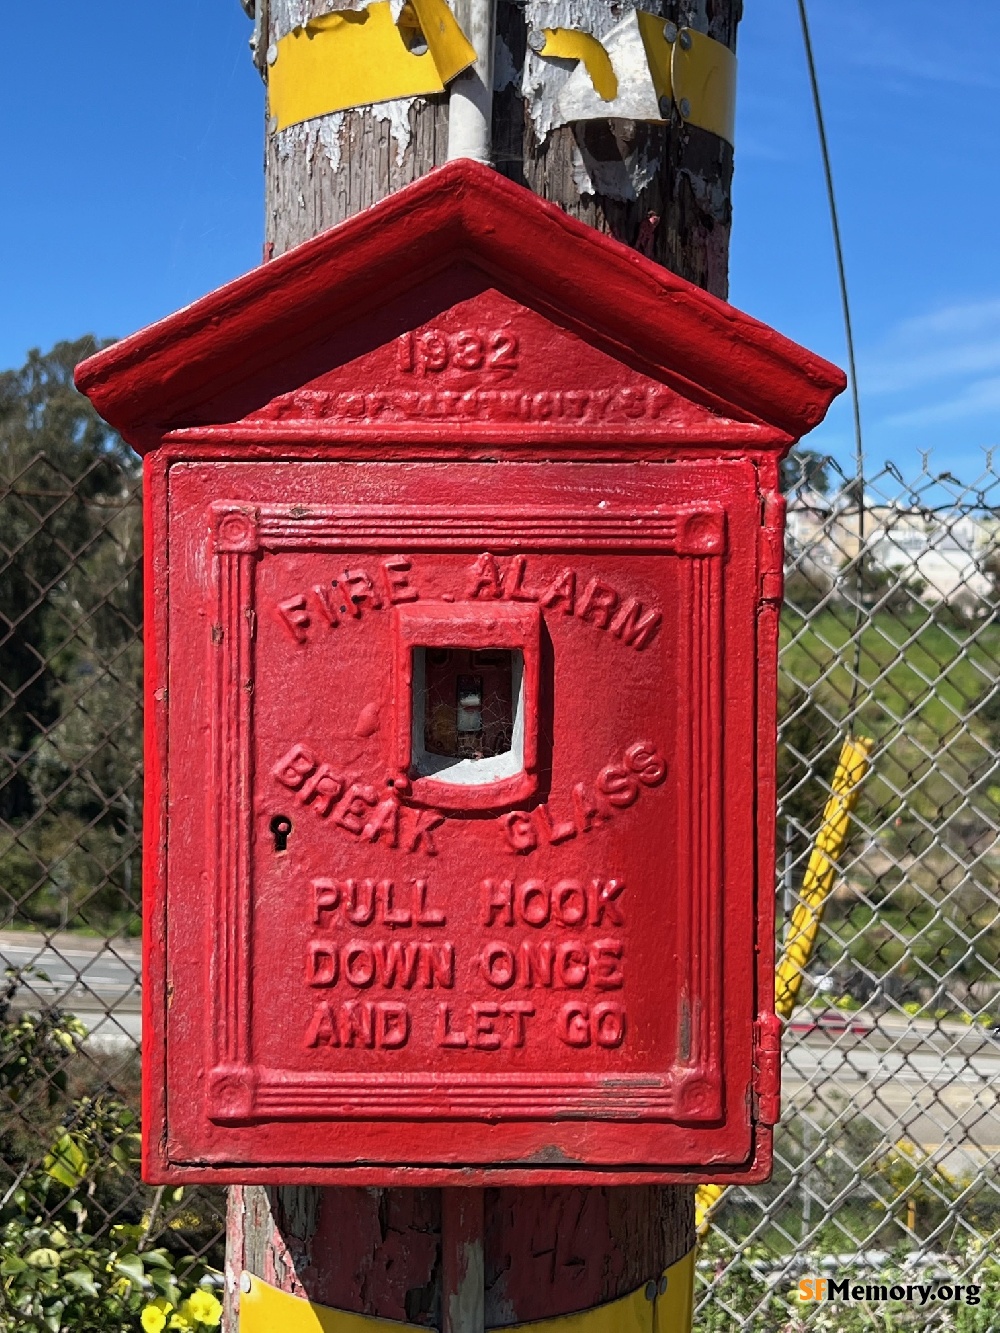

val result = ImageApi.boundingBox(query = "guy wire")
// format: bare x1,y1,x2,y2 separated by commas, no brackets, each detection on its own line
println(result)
794,0,867,730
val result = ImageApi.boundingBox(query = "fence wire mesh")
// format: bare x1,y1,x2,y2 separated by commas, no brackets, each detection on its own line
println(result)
699,454,1000,1328
2,436,999,1327
0,420,226,1318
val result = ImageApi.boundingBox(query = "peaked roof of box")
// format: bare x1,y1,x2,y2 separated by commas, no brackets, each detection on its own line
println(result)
75,158,845,448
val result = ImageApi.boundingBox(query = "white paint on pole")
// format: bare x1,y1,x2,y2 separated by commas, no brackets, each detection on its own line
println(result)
447,0,496,162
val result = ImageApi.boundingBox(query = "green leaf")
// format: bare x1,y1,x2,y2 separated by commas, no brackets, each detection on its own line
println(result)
141,1248,174,1270
44,1134,89,1188
115,1253,145,1285
26,1248,61,1270
148,1268,181,1304
64,1268,99,1298
1,1255,28,1274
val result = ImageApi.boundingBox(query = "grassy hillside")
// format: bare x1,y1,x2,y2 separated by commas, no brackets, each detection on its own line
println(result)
778,604,1000,1009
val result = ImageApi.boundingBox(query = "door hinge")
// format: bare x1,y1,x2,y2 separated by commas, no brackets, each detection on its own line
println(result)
751,1012,782,1127
758,489,786,605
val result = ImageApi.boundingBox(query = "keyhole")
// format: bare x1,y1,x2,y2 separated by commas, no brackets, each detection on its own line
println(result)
271,814,292,852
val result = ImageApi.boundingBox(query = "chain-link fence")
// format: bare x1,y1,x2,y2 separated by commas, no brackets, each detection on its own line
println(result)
2,432,999,1326
0,401,226,1327
700,455,1000,1328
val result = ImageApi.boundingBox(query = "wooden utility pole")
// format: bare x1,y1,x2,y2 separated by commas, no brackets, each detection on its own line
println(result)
227,0,742,1326
262,0,740,299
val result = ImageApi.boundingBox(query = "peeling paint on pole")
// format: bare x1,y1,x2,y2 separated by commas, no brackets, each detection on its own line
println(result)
569,121,661,201
276,97,420,175
265,0,453,254
371,98,421,164
442,1191,485,1333
520,0,667,201
521,0,613,142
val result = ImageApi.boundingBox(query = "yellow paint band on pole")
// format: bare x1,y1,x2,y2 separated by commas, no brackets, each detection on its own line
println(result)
268,0,476,132
239,1276,426,1333
269,3,734,144
634,11,673,103
239,1247,696,1333
775,735,873,1021
666,27,736,145
541,19,735,143
540,29,618,102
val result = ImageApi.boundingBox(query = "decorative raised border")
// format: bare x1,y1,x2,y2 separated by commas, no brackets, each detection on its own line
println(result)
254,504,726,555
671,552,725,1121
207,504,260,1119
203,501,725,1124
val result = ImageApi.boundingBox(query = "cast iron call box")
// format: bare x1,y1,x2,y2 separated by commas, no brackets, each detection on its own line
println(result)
76,160,844,1186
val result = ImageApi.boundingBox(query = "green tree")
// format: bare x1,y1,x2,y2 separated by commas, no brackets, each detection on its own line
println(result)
0,339,142,930
780,447,832,495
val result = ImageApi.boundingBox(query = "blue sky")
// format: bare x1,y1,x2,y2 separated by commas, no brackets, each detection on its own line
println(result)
2,0,999,480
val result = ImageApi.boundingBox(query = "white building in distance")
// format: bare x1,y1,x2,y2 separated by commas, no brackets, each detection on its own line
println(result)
785,491,998,609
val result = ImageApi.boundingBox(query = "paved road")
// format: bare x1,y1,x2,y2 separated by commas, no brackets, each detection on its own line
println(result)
783,1034,1000,1171
1,930,142,1047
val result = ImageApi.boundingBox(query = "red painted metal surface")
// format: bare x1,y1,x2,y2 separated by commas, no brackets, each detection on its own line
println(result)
75,159,844,1186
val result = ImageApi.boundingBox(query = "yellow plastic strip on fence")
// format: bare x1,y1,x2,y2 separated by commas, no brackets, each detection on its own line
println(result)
694,1183,724,1238
268,0,477,132
695,735,872,1236
240,1246,696,1333
775,735,873,1020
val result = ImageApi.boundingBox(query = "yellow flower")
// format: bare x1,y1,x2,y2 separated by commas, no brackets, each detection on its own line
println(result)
184,1290,223,1327
141,1300,173,1333
168,1313,192,1330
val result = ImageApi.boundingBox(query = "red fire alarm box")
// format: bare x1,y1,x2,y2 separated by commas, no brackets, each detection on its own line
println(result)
76,160,844,1186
